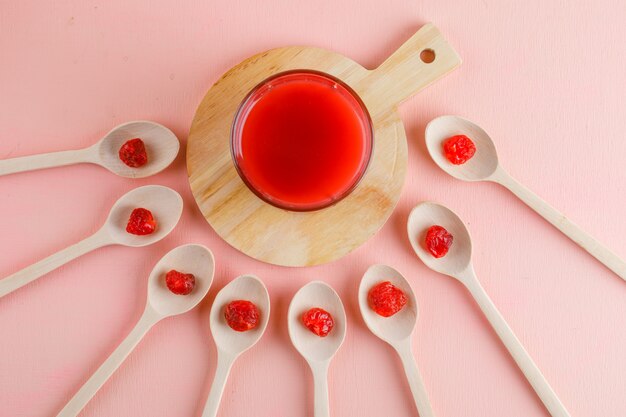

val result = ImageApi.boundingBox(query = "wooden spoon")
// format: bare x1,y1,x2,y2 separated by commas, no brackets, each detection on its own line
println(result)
0,185,183,298
359,264,435,417
201,274,270,417
56,243,215,417
0,121,179,177
288,281,346,417
407,201,571,417
425,115,625,281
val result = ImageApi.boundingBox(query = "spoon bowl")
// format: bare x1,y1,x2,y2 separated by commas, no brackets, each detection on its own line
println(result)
425,115,499,181
105,185,183,247
210,275,270,355
359,264,417,343
408,201,472,277
95,120,180,178
146,244,215,317
288,281,346,363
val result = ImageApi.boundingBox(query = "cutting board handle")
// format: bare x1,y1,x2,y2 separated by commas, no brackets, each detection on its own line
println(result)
362,23,461,110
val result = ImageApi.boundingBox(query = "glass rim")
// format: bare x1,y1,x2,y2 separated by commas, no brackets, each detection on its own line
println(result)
230,69,374,212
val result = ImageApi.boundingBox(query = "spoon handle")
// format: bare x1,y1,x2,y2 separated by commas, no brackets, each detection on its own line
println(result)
0,230,110,299
0,147,94,176
395,340,436,417
493,169,625,281
201,351,235,417
462,270,571,417
311,361,330,417
56,308,158,417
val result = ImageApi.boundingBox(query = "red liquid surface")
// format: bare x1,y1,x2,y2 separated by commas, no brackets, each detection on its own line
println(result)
232,71,372,211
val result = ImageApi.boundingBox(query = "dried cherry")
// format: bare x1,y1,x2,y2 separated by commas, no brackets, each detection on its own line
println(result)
303,307,334,337
368,281,408,317
126,208,157,235
119,138,148,168
443,135,476,165
225,300,260,332
165,270,195,295
425,225,453,258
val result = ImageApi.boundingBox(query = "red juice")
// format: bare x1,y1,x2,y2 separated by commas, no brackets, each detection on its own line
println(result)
231,71,372,211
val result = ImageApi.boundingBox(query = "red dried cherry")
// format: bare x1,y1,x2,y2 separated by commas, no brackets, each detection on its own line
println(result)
368,281,408,317
443,134,476,165
126,208,157,235
119,138,148,168
165,270,195,295
225,300,260,332
303,307,334,337
425,225,453,258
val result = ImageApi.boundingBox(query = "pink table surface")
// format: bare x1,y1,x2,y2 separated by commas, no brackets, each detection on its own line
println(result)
1,1,625,416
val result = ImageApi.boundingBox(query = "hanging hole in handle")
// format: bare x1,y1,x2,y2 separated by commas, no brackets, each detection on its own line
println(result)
420,49,435,64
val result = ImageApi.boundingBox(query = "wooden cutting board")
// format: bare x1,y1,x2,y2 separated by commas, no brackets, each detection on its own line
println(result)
187,23,461,266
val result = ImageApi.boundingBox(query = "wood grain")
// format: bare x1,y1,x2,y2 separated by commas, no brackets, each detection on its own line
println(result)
187,23,461,266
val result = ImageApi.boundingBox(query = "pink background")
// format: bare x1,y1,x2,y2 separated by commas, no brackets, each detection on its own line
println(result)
1,1,625,416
